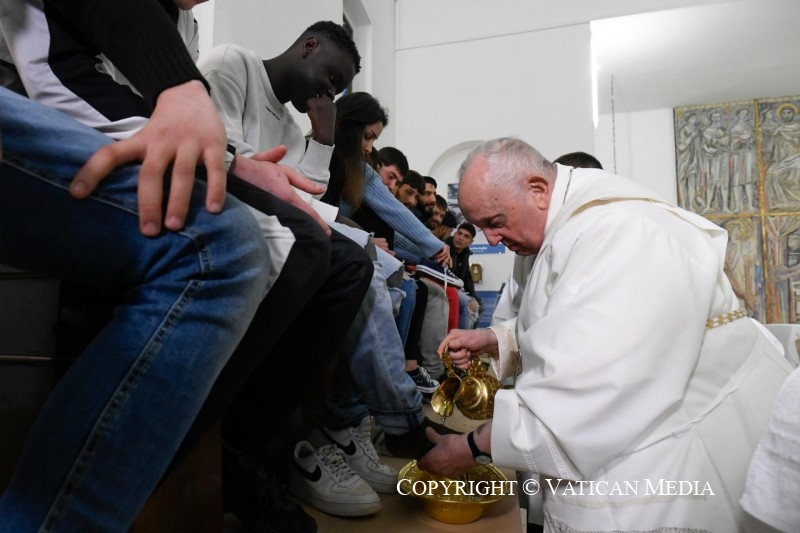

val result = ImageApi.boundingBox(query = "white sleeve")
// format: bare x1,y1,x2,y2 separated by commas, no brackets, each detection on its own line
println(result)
295,138,334,198
488,317,519,380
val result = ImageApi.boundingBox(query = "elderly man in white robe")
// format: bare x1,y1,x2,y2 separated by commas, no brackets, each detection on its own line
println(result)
419,137,793,532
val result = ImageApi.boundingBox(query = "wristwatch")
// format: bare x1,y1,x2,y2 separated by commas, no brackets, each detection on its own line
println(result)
467,431,492,465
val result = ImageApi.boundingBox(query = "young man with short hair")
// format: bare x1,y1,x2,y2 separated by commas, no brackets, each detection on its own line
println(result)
446,222,482,329
393,169,425,210
1,6,375,531
419,176,438,214
427,194,448,230
200,22,457,518
377,146,409,193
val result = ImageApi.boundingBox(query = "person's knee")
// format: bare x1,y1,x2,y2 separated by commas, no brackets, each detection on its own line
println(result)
330,231,373,289
201,196,272,296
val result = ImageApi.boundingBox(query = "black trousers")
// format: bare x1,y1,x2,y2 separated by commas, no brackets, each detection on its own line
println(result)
211,177,372,456
404,279,429,363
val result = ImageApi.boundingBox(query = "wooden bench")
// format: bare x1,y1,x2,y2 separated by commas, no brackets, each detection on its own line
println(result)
0,267,222,532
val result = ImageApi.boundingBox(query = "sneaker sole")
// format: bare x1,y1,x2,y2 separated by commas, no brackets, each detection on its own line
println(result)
414,384,439,394
360,474,398,494
289,477,382,517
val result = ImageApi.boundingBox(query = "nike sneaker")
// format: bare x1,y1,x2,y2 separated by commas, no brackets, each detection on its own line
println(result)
308,417,398,493
288,441,381,517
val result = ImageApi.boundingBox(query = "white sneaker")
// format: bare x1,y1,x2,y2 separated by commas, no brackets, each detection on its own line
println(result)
288,441,381,517
309,417,398,493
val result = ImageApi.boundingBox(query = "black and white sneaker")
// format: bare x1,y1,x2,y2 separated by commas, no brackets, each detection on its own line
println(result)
288,441,381,517
415,258,464,288
407,367,439,394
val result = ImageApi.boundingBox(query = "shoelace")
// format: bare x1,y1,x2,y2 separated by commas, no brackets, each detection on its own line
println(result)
417,366,435,384
317,444,358,482
353,420,383,465
444,267,462,285
354,420,396,474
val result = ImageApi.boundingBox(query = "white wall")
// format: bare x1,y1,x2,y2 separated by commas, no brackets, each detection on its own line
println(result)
209,0,343,57
595,109,678,204
192,0,215,58
350,1,397,145
393,13,594,290
393,0,728,50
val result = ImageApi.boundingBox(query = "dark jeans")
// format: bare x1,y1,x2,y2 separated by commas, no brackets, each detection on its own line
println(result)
218,177,373,456
405,279,428,363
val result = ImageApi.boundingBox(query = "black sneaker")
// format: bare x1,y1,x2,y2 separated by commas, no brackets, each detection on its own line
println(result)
378,417,462,459
407,367,439,394
415,258,464,288
223,446,317,533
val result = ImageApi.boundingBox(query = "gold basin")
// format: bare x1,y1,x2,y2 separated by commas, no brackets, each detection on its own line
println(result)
398,460,507,524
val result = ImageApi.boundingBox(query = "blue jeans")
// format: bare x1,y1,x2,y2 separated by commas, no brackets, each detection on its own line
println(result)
318,262,424,435
0,87,270,531
393,278,417,345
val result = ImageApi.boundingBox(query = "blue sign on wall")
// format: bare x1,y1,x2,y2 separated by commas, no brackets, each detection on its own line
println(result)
470,243,506,255
475,289,503,328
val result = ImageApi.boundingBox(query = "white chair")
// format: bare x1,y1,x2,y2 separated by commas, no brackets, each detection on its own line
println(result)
764,323,800,367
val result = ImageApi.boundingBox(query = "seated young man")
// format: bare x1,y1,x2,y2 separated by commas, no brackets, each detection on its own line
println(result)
432,207,457,241
393,170,425,211
414,175,438,225
199,22,458,518
426,194,448,232
446,222,482,329
0,1,277,530
1,4,374,531
377,146,409,194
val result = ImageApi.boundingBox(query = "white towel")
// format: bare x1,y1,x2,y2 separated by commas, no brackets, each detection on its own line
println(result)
740,365,800,532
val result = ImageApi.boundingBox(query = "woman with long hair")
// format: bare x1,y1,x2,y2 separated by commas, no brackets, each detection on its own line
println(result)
323,91,450,266
322,91,388,209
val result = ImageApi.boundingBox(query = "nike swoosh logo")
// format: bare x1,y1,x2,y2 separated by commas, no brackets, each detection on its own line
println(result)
295,462,322,482
322,428,357,456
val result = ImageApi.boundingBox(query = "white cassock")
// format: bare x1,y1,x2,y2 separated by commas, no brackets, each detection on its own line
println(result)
488,165,793,532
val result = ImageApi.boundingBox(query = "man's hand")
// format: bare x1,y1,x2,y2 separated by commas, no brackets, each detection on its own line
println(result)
306,93,336,146
232,147,330,235
417,430,474,478
373,237,394,255
438,328,499,369
432,244,452,267
69,80,228,237
419,422,492,478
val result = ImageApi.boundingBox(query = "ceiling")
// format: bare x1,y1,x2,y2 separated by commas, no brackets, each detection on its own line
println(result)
591,0,800,115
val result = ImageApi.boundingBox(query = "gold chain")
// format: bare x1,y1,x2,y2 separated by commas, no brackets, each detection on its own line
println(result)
705,308,747,330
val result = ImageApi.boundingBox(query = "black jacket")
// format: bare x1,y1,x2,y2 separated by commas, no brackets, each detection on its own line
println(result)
445,237,476,297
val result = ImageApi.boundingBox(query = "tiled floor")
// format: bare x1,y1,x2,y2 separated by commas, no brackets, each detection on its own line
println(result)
224,404,524,532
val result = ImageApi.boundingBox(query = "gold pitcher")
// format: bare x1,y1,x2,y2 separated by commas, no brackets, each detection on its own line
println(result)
455,356,500,420
431,347,500,422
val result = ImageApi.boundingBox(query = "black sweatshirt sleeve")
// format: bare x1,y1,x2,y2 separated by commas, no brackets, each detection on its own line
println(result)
44,0,208,108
